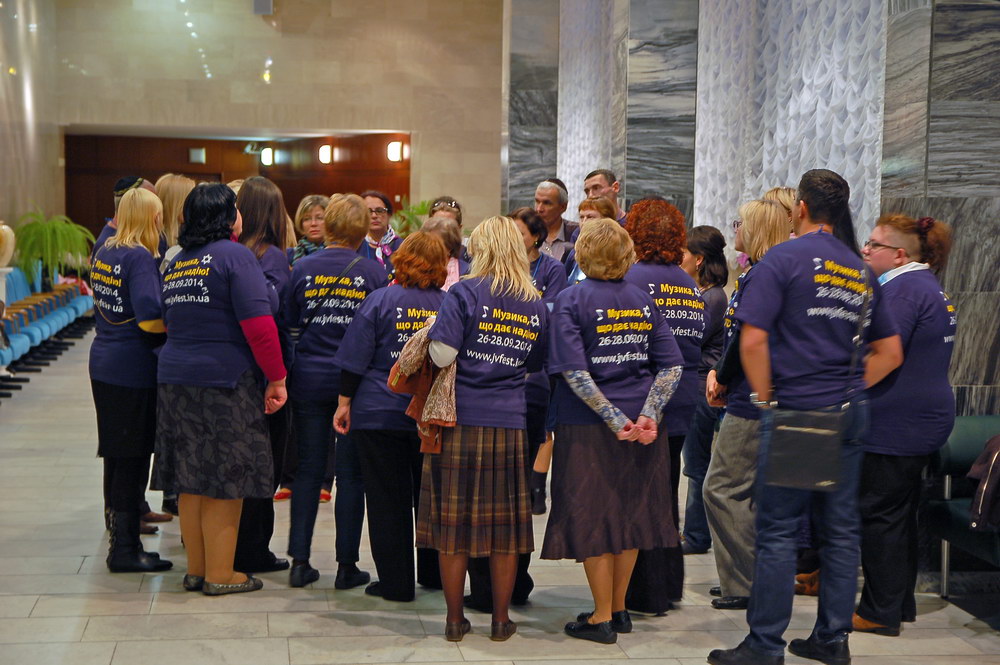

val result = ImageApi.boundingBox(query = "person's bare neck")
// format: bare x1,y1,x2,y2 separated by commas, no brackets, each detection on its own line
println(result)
545,217,562,240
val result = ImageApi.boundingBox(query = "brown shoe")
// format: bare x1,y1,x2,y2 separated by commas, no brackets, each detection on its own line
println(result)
445,618,471,642
794,569,820,596
490,620,517,641
853,612,900,636
142,511,174,523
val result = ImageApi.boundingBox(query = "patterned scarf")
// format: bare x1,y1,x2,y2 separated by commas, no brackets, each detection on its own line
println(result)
291,237,324,265
364,228,400,267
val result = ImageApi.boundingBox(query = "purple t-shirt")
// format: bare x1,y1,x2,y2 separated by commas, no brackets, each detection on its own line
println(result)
428,277,548,429
531,253,568,306
624,262,705,436
89,244,163,388
865,269,956,455
335,285,445,431
736,230,897,410
720,269,758,420
158,240,274,388
283,248,388,402
257,244,291,316
549,279,683,426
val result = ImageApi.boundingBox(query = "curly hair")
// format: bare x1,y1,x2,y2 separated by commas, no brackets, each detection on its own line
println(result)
576,218,635,280
625,197,686,265
393,231,448,289
179,183,238,250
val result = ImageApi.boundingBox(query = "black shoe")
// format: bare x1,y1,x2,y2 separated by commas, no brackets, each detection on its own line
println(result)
708,642,784,665
463,594,493,613
289,561,320,587
106,511,173,573
576,610,631,633
365,581,382,597
334,565,371,590
236,553,290,574
710,585,722,597
564,618,617,644
161,497,179,516
682,541,709,555
788,636,851,665
712,596,750,610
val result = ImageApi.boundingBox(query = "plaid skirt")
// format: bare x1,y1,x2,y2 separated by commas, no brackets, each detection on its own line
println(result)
416,425,533,557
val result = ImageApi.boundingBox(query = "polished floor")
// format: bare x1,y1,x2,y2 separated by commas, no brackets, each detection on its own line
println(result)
0,332,998,665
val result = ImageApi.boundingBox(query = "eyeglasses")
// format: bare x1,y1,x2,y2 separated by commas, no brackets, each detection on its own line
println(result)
368,207,389,216
863,240,901,252
732,219,742,230
432,200,460,210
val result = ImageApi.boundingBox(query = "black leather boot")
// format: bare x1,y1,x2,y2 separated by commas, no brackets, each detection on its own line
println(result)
106,511,173,573
530,470,547,515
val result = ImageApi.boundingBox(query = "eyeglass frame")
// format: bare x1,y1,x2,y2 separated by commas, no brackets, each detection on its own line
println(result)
863,239,903,253
732,219,742,230
368,207,390,216
431,200,460,211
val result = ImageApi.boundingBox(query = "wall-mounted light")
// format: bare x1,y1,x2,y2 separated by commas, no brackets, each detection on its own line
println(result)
261,147,273,166
333,147,342,162
188,147,207,164
387,141,403,162
318,144,332,164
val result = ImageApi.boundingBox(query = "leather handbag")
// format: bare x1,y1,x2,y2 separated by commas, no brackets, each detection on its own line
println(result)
762,269,870,492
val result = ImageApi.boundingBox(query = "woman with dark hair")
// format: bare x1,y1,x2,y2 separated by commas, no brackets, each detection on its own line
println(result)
621,198,706,614
231,176,293,575
90,187,172,573
543,219,684,644
678,225,729,555
854,214,955,636
359,189,402,275
332,231,448,602
155,183,288,596
709,169,902,665
417,216,548,642
283,193,388,589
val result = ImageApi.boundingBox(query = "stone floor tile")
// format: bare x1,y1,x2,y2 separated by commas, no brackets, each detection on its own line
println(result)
31,592,152,617
268,609,427,637
0,595,38,618
288,634,461,664
84,611,268,641
0,616,88,643
458,630,627,661
110,637,289,665
150,589,328,614
0,642,115,665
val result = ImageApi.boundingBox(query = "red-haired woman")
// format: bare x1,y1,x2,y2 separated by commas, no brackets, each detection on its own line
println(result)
333,232,449,602
855,214,955,636
622,198,707,614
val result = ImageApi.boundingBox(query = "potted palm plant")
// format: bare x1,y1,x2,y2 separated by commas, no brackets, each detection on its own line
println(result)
14,210,95,291
390,197,433,238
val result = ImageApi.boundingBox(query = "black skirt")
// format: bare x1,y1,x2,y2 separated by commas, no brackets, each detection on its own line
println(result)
541,423,679,562
154,370,274,500
91,380,156,459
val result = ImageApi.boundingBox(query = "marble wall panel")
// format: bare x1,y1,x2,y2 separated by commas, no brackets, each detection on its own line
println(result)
881,3,932,197
1,0,63,226
955,386,1000,418
53,0,505,226
505,0,559,212
695,1,887,242
930,0,1000,101
948,292,1000,387
926,101,1000,197
625,0,697,208
557,0,628,214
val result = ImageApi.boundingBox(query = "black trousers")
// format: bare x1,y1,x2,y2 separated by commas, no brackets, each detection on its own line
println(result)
626,434,686,613
234,409,288,569
857,451,928,628
355,428,439,600
103,456,151,513
280,419,335,491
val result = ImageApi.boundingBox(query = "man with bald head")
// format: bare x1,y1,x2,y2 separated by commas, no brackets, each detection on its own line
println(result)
533,178,578,262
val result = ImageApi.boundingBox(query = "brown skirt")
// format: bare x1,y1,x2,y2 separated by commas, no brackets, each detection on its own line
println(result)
541,423,679,562
416,425,533,557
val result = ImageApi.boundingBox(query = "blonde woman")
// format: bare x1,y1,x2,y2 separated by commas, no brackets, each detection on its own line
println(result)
155,174,196,247
90,187,172,573
289,194,330,265
702,199,791,611
417,216,549,642
763,186,796,233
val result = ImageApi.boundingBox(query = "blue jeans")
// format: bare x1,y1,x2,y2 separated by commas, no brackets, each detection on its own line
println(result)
682,396,723,551
745,398,868,656
288,399,365,563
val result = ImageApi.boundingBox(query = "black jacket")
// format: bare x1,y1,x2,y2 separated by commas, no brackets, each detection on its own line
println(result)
968,434,1000,531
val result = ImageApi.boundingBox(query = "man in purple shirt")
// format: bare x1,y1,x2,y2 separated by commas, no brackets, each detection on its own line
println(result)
709,170,902,665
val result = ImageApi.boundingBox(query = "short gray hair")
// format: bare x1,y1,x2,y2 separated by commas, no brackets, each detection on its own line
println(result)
535,180,568,206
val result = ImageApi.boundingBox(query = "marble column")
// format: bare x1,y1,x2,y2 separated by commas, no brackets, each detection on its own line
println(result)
502,0,560,212
881,0,1000,416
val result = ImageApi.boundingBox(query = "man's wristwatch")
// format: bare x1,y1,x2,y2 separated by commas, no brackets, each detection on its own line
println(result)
750,392,775,409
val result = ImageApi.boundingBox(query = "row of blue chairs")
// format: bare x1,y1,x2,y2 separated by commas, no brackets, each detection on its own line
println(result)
1,266,94,372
